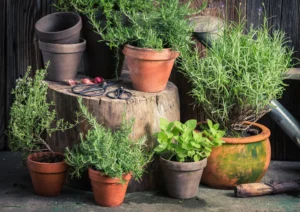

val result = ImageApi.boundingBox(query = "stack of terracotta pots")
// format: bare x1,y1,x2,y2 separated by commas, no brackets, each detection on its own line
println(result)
35,12,86,82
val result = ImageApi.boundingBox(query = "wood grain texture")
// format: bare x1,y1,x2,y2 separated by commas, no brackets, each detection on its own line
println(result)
3,0,56,149
0,0,7,150
46,71,180,192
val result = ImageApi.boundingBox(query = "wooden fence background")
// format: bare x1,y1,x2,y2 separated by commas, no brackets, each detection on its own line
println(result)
0,0,299,161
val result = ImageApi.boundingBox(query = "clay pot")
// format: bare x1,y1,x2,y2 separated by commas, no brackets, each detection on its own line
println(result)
35,12,82,44
88,168,132,207
27,152,68,196
81,15,124,79
39,38,86,82
201,122,271,189
160,157,207,199
122,45,180,92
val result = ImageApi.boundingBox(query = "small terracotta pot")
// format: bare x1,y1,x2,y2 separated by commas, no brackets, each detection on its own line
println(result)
201,122,271,189
39,38,86,82
160,157,207,199
35,12,82,44
88,168,132,207
122,45,180,92
27,152,68,196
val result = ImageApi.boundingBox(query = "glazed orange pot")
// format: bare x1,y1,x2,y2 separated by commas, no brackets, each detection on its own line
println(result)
88,168,132,207
201,122,271,189
122,44,180,93
27,152,68,196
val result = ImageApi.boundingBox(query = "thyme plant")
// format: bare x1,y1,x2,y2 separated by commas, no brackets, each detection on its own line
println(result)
8,65,74,157
65,98,152,181
180,15,294,135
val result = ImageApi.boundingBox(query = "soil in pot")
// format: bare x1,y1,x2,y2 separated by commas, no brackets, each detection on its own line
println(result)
81,14,124,79
160,157,207,199
27,152,68,196
122,45,179,93
35,12,82,44
201,122,271,189
88,168,131,207
39,38,86,82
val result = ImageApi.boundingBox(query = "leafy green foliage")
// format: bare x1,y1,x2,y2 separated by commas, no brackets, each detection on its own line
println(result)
180,15,295,134
56,0,206,51
65,97,152,181
8,64,74,157
154,118,224,162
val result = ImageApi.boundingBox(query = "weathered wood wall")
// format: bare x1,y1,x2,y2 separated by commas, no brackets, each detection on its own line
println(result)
0,0,300,161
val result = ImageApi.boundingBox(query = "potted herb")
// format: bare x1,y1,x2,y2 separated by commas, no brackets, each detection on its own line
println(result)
65,98,152,207
8,65,74,196
154,118,224,199
86,0,206,92
180,14,294,188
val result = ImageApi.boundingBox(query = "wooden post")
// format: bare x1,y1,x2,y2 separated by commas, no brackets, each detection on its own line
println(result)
46,70,180,192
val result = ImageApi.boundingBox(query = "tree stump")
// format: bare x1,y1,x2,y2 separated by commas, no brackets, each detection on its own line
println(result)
46,70,180,192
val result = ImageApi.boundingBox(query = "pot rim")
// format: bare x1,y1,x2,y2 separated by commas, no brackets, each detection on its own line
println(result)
123,44,180,61
35,12,82,39
27,152,66,165
88,168,132,183
199,121,271,144
159,156,207,171
39,38,86,53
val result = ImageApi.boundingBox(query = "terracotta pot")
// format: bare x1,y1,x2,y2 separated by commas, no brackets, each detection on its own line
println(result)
35,12,82,44
160,157,207,199
39,38,86,82
81,15,124,79
27,152,68,196
201,122,271,189
88,168,132,207
122,45,180,92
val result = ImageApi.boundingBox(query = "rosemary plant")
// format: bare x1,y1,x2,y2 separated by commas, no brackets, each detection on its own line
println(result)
8,64,74,158
180,15,294,135
65,97,152,181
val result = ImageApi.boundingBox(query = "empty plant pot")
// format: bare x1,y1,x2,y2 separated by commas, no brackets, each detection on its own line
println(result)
188,16,224,48
122,45,180,93
35,12,82,44
201,122,271,189
27,152,68,196
39,39,86,82
160,157,207,199
88,168,132,207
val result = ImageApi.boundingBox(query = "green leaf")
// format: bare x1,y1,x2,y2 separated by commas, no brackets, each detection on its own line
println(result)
159,118,169,131
185,119,197,131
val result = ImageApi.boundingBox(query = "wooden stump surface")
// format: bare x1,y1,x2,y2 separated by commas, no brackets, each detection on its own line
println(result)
46,70,180,192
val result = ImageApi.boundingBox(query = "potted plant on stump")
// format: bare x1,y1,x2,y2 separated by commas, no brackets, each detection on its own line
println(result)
65,98,152,207
180,14,294,188
8,65,74,196
87,0,207,92
154,118,224,199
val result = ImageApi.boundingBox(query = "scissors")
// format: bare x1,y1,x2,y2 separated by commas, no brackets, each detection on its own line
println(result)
106,86,132,100
71,80,122,97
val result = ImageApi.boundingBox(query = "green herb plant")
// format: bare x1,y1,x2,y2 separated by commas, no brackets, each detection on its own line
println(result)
180,11,295,135
154,118,224,162
8,64,74,158
65,97,152,181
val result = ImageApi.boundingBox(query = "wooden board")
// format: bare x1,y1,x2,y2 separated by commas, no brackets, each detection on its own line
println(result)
46,71,180,192
0,0,6,150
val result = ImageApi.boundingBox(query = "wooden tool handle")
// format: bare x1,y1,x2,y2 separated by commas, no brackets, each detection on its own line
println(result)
235,180,300,198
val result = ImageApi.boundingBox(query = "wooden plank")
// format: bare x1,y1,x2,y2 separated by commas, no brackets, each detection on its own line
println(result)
5,0,55,150
0,0,7,150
